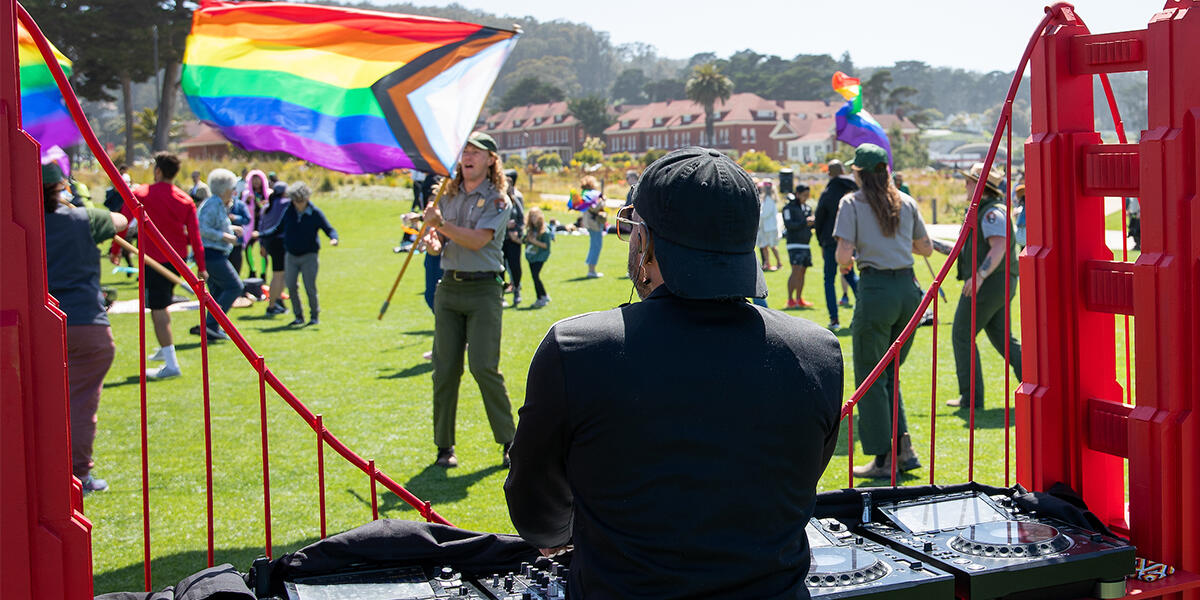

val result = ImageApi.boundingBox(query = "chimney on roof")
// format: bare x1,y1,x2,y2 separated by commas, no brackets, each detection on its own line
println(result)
776,100,784,109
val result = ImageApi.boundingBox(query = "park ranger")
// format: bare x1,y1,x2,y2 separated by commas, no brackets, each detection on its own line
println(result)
939,162,1022,410
421,132,516,469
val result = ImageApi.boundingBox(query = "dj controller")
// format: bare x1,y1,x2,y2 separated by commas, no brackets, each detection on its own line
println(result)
805,517,955,598
282,561,570,600
859,491,1134,599
278,491,1133,600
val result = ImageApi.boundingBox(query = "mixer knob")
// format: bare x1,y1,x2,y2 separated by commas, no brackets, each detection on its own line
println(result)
911,561,924,570
855,536,864,545
505,574,514,591
521,562,531,577
828,521,843,532
439,567,455,580
522,592,534,600
923,541,934,552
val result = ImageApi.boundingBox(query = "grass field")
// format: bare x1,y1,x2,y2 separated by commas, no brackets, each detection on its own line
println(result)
83,182,1131,594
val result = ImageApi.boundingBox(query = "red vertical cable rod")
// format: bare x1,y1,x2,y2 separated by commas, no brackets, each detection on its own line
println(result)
891,352,900,487
316,414,327,539
257,356,272,558
369,459,379,521
1004,114,1013,488
968,205,979,482
198,281,215,567
847,409,855,489
930,286,939,485
136,205,151,592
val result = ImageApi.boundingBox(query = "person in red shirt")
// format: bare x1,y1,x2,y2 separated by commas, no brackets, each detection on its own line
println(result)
121,153,207,379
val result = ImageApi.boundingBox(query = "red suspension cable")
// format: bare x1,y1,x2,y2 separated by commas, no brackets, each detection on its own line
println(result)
199,281,216,567
316,414,327,539
1004,115,1013,488
929,287,939,485
14,7,453,563
258,356,272,558
136,205,151,592
370,459,379,521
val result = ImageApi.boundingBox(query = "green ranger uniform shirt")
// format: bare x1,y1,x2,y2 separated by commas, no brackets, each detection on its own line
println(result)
440,179,511,272
957,195,1018,282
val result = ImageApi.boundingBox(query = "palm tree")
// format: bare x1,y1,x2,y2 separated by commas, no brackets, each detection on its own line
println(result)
686,63,733,147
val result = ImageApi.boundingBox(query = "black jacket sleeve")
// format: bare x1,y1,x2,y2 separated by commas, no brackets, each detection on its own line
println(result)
504,329,574,549
814,194,835,247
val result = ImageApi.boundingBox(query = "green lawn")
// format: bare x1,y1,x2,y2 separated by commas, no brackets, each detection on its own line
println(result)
85,187,1124,594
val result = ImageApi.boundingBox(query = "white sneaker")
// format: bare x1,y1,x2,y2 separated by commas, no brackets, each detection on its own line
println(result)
422,350,433,361
148,347,166,362
149,364,181,379
586,272,604,279
532,296,550,308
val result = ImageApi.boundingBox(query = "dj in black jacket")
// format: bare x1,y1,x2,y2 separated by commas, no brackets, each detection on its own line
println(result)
505,147,844,599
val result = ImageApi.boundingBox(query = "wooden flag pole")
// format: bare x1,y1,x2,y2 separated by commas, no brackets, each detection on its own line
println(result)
112,234,191,291
378,179,450,320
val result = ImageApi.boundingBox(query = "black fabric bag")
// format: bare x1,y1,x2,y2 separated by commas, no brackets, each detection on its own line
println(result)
266,520,541,597
95,563,253,600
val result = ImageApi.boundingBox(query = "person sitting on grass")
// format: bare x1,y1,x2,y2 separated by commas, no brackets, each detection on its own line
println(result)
781,185,816,309
261,181,338,326
523,206,554,308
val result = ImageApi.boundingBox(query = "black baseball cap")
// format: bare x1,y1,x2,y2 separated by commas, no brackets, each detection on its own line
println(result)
632,147,766,300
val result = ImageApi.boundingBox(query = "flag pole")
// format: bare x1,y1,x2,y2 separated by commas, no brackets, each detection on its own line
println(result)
378,178,449,320
112,234,192,292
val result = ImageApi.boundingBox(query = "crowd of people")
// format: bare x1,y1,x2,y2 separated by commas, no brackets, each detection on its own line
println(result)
40,134,1030,597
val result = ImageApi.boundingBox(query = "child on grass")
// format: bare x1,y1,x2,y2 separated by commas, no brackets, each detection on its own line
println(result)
524,206,554,308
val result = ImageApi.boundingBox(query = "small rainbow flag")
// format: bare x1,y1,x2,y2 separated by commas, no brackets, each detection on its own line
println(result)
18,22,82,155
182,1,519,175
831,71,892,165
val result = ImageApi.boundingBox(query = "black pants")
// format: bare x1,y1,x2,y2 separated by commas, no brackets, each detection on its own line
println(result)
229,244,244,275
502,239,522,290
528,260,547,298
952,276,1023,407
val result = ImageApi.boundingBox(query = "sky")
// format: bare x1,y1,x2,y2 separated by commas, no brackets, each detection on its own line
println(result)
368,0,1164,72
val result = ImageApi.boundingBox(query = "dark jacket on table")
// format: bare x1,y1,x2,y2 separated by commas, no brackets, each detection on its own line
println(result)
265,203,337,256
505,286,843,599
814,175,858,248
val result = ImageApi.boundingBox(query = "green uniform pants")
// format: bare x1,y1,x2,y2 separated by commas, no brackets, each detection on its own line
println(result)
851,268,922,456
432,276,515,448
951,276,1022,408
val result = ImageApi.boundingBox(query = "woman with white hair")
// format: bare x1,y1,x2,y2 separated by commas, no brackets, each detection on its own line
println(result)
195,168,244,340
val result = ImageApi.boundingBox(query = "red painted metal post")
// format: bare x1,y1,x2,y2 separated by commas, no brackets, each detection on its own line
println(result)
257,356,272,558
0,3,94,595
1018,2,1125,531
316,414,327,539
890,353,899,487
1004,117,1013,488
198,281,215,567
846,409,854,489
369,459,379,521
136,205,152,591
968,220,978,482
929,292,938,485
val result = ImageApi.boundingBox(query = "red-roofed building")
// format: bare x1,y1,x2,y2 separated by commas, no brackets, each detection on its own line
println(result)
604,92,918,163
479,101,585,163
178,122,231,161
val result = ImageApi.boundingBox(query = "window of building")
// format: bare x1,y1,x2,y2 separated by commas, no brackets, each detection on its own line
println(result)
750,129,757,143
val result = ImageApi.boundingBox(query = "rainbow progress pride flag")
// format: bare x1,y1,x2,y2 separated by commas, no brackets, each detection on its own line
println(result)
831,71,892,164
18,22,82,154
182,1,518,175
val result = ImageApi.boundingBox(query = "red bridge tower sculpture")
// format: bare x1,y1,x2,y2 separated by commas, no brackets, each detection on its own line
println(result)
1019,2,1200,598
